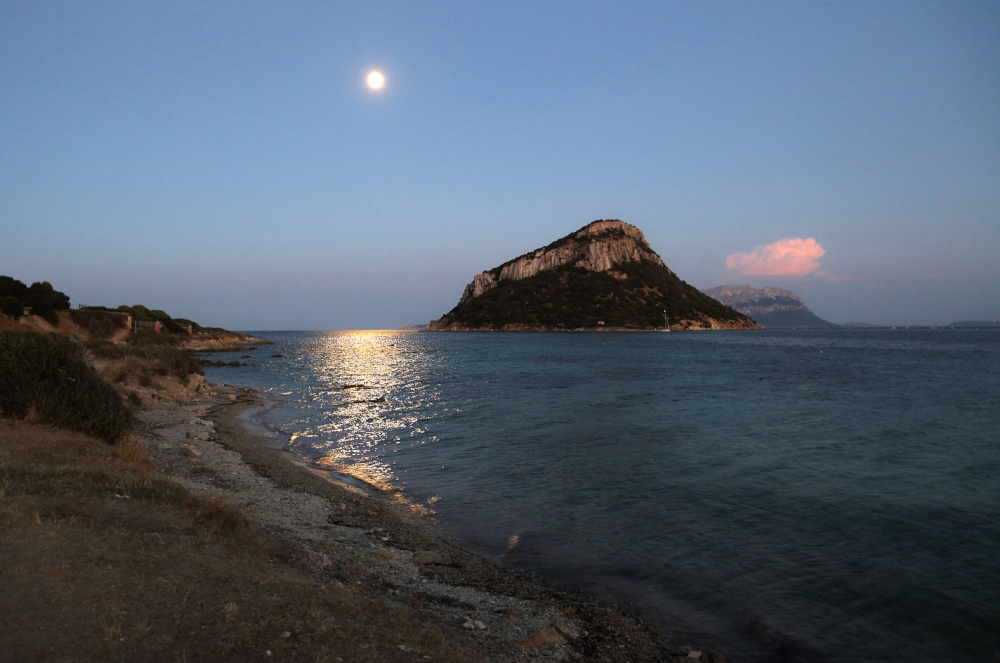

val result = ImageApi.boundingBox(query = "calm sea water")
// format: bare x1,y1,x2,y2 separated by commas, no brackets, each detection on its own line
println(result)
202,329,1000,662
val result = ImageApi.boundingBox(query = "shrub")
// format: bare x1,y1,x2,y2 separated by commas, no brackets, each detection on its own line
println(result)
0,332,132,444
1,295,23,319
87,340,203,382
130,329,182,346
70,308,128,338
36,308,60,326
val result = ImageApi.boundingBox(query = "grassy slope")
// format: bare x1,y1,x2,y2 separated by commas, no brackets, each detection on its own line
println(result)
0,421,471,663
441,260,755,329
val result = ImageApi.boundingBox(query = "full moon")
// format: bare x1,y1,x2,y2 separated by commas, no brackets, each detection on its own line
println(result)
366,70,385,90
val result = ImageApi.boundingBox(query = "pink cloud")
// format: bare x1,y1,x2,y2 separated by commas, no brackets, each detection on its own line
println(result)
726,237,826,276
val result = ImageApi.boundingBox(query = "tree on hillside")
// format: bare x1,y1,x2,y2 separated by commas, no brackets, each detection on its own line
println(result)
0,276,71,325
1,296,23,318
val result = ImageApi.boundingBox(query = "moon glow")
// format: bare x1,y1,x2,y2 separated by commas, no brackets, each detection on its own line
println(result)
366,70,385,90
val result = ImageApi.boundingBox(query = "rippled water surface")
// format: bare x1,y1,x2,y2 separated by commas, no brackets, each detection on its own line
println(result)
203,329,1000,662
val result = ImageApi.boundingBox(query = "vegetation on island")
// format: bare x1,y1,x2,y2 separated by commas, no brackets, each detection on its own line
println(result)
438,259,754,330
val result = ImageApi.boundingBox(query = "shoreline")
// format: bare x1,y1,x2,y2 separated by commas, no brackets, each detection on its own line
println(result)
421,325,757,332
137,382,728,663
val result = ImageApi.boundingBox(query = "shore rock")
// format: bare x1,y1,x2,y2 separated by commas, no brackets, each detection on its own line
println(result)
554,619,582,639
180,445,203,459
523,626,565,647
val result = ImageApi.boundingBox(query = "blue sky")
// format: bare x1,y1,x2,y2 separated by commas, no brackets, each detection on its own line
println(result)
2,1,997,328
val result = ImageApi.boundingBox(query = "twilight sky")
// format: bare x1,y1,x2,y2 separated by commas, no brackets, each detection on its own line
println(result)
2,1,998,329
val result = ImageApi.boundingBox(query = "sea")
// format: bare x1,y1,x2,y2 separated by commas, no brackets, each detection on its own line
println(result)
200,329,1000,662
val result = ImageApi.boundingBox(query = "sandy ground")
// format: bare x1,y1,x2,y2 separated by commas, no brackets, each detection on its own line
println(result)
134,384,726,663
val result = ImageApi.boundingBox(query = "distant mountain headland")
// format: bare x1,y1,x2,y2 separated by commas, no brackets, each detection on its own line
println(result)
947,320,1000,328
428,220,757,331
702,284,839,328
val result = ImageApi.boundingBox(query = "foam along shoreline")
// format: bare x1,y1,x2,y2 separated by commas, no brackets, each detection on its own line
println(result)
234,395,396,498
138,382,729,663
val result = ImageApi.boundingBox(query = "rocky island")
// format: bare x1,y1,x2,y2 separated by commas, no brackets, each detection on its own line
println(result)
429,220,757,331
703,284,839,328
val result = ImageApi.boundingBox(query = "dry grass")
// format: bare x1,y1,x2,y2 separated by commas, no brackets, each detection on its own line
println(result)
0,420,476,663
0,424,156,476
0,314,25,332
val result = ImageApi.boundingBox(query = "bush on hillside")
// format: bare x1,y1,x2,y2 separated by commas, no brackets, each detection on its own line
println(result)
37,308,60,326
174,317,203,333
70,308,128,338
1,295,23,319
0,332,132,444
131,329,183,346
87,339,203,383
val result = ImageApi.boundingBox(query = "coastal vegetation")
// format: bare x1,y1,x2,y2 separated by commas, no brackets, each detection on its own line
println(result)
89,336,205,385
0,276,71,326
70,303,226,337
0,332,132,444
0,274,267,398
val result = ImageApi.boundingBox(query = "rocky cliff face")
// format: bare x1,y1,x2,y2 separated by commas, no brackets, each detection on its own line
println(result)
458,220,668,303
703,285,838,328
429,220,757,331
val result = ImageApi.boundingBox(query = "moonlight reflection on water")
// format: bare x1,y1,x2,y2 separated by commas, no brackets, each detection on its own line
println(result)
299,332,438,493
